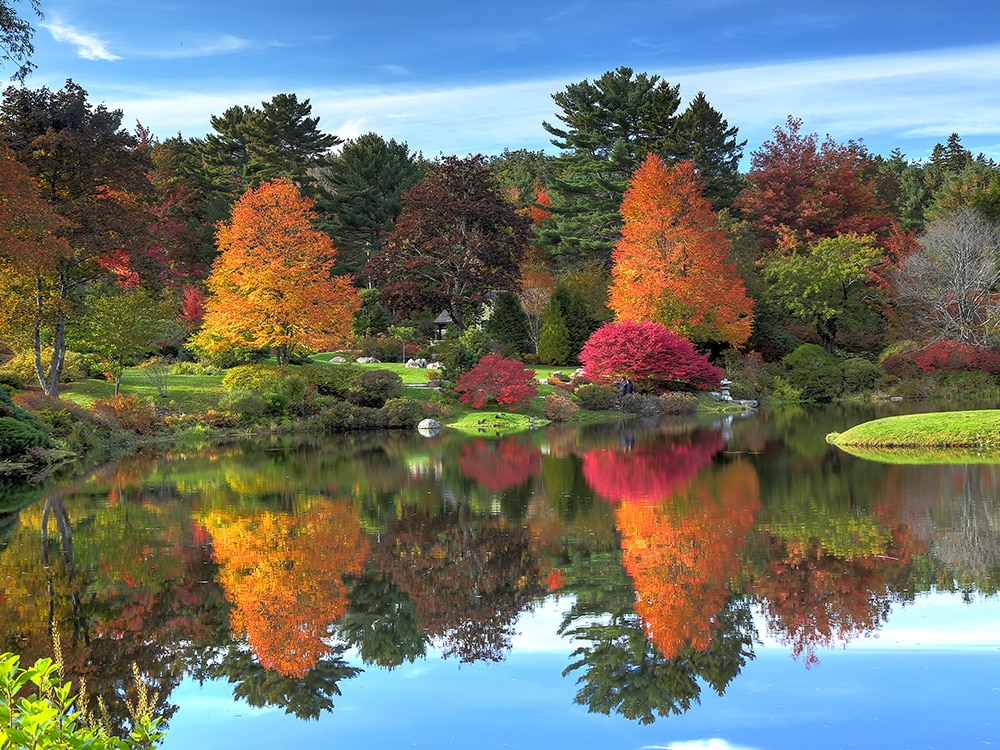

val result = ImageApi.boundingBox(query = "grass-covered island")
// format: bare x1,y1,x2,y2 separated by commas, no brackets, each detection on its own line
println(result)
828,410,1000,462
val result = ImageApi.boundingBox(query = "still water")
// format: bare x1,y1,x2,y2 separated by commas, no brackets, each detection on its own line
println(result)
1,405,998,749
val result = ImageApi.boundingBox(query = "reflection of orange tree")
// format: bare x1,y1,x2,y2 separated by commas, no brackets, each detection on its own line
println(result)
614,460,760,658
203,499,370,678
582,429,725,503
376,505,544,662
456,436,541,491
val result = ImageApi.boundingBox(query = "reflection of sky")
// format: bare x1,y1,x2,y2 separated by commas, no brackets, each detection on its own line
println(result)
162,592,1000,750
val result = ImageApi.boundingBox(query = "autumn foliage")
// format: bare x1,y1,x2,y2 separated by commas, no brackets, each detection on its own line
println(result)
615,460,760,659
195,178,360,365
608,156,752,346
579,320,722,392
734,116,892,257
204,500,370,677
582,428,725,504
455,354,538,410
457,436,542,491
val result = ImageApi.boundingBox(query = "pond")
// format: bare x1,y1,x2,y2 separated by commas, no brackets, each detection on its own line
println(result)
1,404,998,749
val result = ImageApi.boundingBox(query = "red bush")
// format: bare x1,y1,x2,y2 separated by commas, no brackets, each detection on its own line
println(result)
455,354,538,410
910,340,1000,376
579,320,722,392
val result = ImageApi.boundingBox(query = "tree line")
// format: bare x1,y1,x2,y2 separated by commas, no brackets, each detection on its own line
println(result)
1,62,999,400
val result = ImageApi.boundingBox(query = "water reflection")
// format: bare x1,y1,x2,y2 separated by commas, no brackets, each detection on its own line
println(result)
0,407,998,740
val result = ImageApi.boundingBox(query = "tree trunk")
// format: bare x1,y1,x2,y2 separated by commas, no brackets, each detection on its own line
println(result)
32,272,67,397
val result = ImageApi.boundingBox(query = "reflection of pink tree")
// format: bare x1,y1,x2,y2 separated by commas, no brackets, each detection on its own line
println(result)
582,429,725,504
457,436,541,491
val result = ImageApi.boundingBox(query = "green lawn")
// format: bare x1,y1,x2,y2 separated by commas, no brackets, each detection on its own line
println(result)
829,410,1000,450
54,358,612,430
61,371,226,413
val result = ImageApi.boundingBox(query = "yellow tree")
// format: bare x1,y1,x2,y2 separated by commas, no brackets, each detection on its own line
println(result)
194,178,360,364
608,155,752,347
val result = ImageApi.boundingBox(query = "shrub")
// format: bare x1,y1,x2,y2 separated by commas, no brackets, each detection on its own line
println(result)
381,398,426,428
880,351,921,381
440,341,480,383
218,389,268,422
299,363,363,398
912,340,1000,377
0,348,97,383
170,360,222,376
0,416,47,459
842,357,882,394
455,355,538,411
579,320,722,392
619,393,665,416
931,369,1000,401
11,392,116,451
543,392,579,421
347,369,402,408
138,356,171,397
222,365,308,413
0,652,163,750
0,371,24,391
91,394,159,434
781,344,843,402
658,391,699,414
312,400,387,431
574,383,618,411
356,336,404,363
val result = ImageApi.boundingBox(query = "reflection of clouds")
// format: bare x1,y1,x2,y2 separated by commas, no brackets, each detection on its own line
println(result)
644,741,761,750
509,595,574,653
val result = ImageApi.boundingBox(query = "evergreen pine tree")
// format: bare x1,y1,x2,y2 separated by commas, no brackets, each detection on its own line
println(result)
487,291,530,357
537,298,571,365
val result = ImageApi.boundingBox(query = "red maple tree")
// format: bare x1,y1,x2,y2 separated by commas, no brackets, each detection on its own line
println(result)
455,354,538,410
734,116,892,258
579,320,722,392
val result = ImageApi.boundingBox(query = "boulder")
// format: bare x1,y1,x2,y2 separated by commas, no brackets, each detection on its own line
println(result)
417,418,442,437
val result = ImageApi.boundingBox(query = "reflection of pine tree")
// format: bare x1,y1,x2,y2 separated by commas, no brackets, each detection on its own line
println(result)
209,645,361,720
337,567,429,668
558,547,756,723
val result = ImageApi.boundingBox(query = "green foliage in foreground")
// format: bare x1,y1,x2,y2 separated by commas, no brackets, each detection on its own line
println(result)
0,653,163,749
829,410,1000,450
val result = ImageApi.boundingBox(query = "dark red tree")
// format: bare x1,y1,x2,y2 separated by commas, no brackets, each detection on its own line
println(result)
364,155,532,329
579,320,722,392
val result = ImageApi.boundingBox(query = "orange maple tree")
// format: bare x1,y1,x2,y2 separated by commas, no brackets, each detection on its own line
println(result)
203,499,370,677
194,178,360,365
614,460,760,659
607,155,752,347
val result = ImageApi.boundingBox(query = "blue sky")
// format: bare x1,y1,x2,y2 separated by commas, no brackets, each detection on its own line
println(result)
19,0,1000,165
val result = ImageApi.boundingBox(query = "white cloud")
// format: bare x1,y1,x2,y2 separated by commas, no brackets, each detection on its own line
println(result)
42,18,120,61
70,43,1000,165
140,35,256,60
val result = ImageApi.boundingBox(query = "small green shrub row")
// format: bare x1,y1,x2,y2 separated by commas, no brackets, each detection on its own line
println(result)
301,397,434,432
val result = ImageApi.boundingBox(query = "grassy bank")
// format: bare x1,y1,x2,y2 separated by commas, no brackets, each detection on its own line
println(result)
828,410,1000,450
